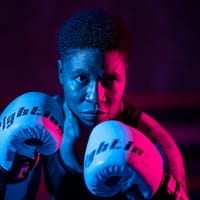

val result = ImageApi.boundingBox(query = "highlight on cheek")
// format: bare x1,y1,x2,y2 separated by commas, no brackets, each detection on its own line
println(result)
115,80,125,93
103,51,127,94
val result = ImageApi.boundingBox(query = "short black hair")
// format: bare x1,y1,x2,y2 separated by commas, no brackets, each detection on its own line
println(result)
57,9,132,62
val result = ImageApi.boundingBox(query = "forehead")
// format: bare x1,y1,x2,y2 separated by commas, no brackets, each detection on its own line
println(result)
62,48,127,72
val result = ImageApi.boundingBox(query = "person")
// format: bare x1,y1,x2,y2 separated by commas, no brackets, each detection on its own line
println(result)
0,9,189,200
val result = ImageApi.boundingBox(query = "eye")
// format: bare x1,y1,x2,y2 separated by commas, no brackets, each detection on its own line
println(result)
102,76,118,89
75,75,89,85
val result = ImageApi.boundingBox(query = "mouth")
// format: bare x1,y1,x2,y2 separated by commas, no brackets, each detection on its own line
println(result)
81,110,109,121
80,110,109,126
83,110,108,115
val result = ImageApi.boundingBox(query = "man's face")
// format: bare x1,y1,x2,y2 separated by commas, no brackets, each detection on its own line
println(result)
58,48,127,127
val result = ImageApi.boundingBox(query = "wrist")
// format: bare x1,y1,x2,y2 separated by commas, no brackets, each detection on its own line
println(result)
0,152,39,184
153,173,188,200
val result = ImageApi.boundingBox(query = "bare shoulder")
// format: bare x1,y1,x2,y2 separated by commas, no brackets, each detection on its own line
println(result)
137,112,174,143
137,111,187,192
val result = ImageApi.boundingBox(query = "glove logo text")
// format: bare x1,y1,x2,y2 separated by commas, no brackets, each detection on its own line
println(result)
84,139,151,168
0,106,63,133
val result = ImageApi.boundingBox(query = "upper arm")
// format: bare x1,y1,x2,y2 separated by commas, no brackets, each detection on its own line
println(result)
137,111,187,192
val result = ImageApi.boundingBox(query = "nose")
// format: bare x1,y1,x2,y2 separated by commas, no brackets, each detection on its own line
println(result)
85,81,106,103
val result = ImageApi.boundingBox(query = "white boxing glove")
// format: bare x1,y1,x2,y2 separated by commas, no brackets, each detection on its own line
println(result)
84,120,189,200
83,120,164,199
0,91,64,183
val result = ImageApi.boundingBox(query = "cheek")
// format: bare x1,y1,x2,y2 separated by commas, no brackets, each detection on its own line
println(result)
62,80,76,101
108,82,125,107
62,80,85,106
116,81,126,95
114,78,126,99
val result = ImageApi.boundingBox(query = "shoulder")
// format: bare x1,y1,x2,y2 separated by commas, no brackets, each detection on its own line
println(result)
137,111,174,143
116,99,142,128
137,112,187,190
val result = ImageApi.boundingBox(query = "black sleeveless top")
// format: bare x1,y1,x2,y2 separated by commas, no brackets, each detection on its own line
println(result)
40,98,142,200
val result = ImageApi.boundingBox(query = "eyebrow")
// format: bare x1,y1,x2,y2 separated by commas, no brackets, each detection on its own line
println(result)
71,68,89,74
105,71,121,77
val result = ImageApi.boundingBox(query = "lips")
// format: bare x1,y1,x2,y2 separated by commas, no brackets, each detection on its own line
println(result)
83,110,108,115
80,109,109,125
81,110,108,120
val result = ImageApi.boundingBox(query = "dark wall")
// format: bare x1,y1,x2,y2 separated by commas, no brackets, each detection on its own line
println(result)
1,0,200,99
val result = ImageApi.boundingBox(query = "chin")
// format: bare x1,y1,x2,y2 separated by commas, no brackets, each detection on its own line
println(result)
81,119,108,129
80,114,115,128
80,119,98,129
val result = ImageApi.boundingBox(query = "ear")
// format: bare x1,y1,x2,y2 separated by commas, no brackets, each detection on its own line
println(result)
57,59,63,85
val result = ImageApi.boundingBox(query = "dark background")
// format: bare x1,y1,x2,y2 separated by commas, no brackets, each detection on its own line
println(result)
0,0,199,199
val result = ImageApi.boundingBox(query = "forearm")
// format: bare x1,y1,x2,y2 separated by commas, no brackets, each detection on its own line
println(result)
137,112,187,192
